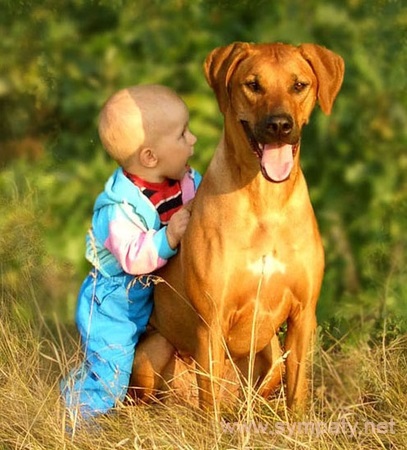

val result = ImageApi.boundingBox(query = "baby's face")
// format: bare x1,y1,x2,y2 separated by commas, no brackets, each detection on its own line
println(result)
152,98,197,181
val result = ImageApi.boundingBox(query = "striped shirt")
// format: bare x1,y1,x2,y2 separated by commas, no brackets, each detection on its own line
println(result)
124,171,183,226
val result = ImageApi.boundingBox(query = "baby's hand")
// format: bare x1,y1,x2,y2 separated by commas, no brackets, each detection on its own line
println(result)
166,205,192,249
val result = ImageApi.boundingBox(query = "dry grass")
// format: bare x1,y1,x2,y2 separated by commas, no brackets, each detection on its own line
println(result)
0,299,406,450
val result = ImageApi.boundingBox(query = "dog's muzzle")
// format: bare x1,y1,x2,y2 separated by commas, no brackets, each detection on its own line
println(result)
241,120,299,183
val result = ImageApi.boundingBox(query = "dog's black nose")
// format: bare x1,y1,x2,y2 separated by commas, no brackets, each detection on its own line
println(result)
267,114,293,137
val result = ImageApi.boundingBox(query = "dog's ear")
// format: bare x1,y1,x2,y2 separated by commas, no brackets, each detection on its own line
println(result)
204,42,250,113
299,44,345,115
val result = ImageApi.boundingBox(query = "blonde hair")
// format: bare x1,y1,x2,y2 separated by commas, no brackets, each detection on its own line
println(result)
98,85,182,166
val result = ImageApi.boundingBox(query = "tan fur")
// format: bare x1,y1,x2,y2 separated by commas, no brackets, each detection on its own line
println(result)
130,42,344,411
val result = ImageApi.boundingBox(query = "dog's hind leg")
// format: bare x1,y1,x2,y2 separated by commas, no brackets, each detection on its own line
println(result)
128,330,175,403
235,334,284,398
257,334,285,398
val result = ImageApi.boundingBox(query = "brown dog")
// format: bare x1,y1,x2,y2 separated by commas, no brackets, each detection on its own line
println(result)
130,42,344,411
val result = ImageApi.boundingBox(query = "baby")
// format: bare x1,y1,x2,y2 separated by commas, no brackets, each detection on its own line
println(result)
61,85,201,420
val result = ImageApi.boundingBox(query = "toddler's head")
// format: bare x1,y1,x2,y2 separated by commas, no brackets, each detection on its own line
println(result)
98,85,196,181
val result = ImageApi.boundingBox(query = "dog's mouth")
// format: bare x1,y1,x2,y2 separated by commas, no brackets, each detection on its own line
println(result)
241,120,298,183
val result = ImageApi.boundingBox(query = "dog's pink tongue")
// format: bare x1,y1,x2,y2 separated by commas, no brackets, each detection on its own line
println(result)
261,144,294,182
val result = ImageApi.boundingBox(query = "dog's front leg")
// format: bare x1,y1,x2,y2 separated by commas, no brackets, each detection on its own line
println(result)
194,321,226,412
284,307,317,412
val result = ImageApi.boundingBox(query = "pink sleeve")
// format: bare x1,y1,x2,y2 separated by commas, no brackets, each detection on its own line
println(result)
105,219,177,275
181,173,196,204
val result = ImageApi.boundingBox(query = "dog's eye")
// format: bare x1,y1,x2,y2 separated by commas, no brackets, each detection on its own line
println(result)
245,80,262,93
293,82,308,93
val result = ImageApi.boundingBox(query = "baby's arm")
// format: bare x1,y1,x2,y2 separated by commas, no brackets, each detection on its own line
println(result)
166,204,192,249
102,203,191,275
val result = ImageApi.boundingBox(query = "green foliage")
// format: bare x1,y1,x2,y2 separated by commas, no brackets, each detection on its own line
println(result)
0,0,406,335
0,161,79,321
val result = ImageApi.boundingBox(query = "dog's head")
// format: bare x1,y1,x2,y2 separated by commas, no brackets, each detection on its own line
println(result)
204,42,344,182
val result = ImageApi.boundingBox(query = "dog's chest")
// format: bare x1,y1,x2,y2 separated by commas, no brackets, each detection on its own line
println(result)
220,210,321,300
237,212,312,274
246,254,287,280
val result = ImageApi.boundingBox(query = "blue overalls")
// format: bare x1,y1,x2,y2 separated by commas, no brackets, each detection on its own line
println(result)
61,167,201,419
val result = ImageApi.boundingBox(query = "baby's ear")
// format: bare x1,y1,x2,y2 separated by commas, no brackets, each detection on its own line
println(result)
139,148,158,168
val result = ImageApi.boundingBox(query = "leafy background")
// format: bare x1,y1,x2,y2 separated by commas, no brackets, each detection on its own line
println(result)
1,0,406,342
